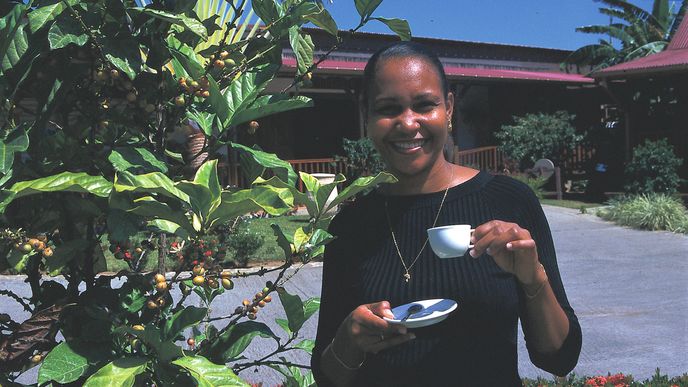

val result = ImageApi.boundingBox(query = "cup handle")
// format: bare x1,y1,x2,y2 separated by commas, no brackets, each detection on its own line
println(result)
468,229,475,249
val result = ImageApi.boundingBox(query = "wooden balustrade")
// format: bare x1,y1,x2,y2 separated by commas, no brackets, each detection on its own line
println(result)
453,146,507,172
218,145,596,191
219,158,349,191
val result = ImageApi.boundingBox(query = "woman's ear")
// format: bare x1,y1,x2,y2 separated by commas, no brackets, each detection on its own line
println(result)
445,92,455,120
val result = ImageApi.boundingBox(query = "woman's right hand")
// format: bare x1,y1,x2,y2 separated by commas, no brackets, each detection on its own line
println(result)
332,301,416,365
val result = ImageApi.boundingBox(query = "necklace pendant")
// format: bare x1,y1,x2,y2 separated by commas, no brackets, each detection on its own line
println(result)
403,273,411,282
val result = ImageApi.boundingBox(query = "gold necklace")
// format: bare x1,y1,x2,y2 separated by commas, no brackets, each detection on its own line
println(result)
383,167,454,283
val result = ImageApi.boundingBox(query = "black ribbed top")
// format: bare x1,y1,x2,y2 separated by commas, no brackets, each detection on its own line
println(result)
312,171,582,387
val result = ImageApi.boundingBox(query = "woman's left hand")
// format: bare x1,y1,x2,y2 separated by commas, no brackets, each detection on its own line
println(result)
469,220,541,285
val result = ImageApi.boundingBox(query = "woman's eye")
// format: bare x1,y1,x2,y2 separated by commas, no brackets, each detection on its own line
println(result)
375,106,400,115
415,102,438,112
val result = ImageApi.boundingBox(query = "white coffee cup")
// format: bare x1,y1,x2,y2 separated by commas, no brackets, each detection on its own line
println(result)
427,225,474,258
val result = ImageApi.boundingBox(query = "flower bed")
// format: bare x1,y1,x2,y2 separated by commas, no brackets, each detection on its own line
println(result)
523,369,687,387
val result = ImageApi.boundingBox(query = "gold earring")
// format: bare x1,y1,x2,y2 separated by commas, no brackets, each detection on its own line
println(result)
448,121,453,132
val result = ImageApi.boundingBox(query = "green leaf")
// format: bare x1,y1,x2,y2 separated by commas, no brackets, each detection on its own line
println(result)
302,172,346,216
27,0,79,33
208,185,293,228
1,172,112,212
252,0,280,23
172,356,248,387
223,64,279,128
293,227,309,252
304,229,333,260
275,318,291,336
326,172,397,211
204,73,231,130
309,229,333,247
119,283,147,314
372,17,411,41
119,326,184,363
0,4,27,72
302,297,320,323
167,35,205,80
38,342,89,385
163,306,208,341
0,123,30,174
32,76,66,135
114,171,190,204
45,239,89,276
293,339,315,354
193,160,221,205
288,26,314,76
204,322,277,363
298,173,322,216
229,95,312,128
120,196,195,237
230,143,297,187
277,289,305,333
47,16,88,49
0,170,13,187
1,6,29,73
165,148,184,163
175,182,213,226
129,8,207,40
271,224,294,261
147,219,188,238
100,35,143,80
354,0,383,19
305,5,338,36
107,208,140,243
186,109,216,137
253,176,309,209
83,357,148,387
108,147,168,174
7,249,30,272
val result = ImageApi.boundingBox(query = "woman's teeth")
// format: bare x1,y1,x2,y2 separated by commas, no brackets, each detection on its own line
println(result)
392,139,426,150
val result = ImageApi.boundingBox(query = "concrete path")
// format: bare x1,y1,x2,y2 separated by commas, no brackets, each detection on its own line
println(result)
518,206,688,380
2,205,687,385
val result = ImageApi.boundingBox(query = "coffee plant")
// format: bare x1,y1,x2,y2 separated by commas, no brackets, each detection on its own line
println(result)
0,0,407,385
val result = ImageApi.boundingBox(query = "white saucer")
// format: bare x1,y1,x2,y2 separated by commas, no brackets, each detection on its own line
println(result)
383,299,458,329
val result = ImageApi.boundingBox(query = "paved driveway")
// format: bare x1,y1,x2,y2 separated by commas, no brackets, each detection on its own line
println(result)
3,205,687,385
518,206,688,380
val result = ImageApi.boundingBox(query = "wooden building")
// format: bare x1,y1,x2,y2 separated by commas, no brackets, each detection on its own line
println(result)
590,15,688,184
233,28,605,179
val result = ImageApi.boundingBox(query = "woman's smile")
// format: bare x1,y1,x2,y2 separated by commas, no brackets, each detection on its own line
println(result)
388,137,430,153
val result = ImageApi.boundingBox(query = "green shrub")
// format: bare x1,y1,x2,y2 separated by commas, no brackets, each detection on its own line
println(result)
495,111,583,168
336,137,385,180
597,193,688,233
510,174,548,199
227,220,265,267
624,138,683,194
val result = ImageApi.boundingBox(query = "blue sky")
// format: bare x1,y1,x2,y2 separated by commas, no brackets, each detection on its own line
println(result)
316,0,660,50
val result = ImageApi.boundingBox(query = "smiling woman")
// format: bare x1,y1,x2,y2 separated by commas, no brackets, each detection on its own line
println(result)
312,42,582,387
362,43,456,193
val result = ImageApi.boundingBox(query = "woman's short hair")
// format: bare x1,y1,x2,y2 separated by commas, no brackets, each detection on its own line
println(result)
361,41,449,111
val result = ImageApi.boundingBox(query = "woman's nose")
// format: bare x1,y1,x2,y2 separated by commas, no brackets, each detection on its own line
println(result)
396,109,420,131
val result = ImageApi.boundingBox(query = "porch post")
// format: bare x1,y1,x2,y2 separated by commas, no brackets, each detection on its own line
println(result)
354,86,365,139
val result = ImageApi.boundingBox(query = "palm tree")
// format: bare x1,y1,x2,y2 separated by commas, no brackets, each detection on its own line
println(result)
135,0,263,57
563,0,680,73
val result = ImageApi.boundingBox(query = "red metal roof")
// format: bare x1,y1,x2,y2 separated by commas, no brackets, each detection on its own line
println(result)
281,57,594,84
593,16,688,78
668,14,688,50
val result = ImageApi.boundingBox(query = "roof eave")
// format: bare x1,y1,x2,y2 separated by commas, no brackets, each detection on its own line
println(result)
592,63,688,78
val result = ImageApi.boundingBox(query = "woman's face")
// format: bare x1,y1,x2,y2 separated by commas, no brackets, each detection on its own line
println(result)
366,56,454,179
